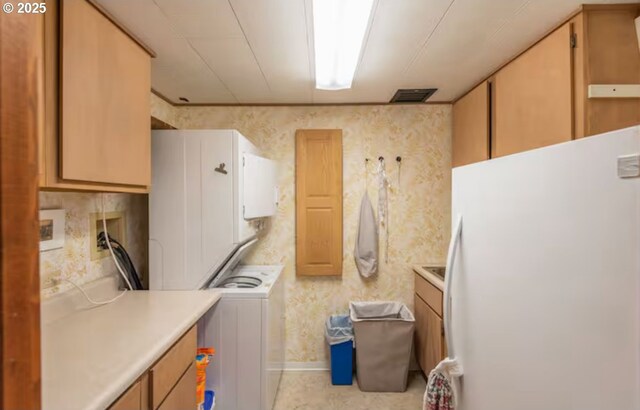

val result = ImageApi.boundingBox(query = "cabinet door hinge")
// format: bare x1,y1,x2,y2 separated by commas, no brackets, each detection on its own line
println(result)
570,33,577,49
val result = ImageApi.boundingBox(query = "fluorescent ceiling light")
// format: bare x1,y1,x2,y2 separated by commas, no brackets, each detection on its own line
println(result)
312,0,374,90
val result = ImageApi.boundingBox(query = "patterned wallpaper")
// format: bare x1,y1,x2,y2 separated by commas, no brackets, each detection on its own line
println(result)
163,102,453,364
39,192,148,298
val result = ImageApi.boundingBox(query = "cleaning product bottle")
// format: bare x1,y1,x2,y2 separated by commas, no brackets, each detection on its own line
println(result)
196,347,215,410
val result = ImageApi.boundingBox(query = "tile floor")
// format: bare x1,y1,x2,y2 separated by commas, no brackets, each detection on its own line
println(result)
273,371,426,410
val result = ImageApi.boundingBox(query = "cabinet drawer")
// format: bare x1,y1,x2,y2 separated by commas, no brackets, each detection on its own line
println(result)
109,379,141,410
158,363,197,410
415,273,443,316
150,326,196,409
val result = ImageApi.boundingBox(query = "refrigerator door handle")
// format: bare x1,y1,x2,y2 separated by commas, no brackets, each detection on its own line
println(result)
444,214,463,360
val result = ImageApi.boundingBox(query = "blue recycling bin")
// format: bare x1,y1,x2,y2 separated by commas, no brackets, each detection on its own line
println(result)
326,315,354,385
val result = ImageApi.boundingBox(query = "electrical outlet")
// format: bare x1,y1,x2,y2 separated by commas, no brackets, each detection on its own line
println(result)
90,211,126,261
618,154,640,178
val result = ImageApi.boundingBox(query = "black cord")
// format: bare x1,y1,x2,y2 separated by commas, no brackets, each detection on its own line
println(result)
97,232,144,290
113,245,143,290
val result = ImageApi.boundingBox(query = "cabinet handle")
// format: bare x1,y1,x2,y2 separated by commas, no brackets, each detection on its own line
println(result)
214,163,228,175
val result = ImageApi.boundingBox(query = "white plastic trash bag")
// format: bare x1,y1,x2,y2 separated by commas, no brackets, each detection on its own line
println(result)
325,315,354,345
349,301,413,321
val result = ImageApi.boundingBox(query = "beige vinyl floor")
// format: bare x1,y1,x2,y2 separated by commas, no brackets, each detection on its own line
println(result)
272,371,426,410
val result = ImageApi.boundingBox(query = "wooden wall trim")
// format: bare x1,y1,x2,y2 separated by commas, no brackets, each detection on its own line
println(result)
151,88,452,107
0,10,42,410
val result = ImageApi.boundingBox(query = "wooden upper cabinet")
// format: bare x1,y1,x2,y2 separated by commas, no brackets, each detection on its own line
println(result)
41,0,152,192
296,130,343,276
581,6,640,137
493,23,574,158
61,0,150,186
452,4,640,162
452,81,490,167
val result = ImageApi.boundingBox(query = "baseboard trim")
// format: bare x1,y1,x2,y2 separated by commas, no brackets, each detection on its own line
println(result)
284,362,330,371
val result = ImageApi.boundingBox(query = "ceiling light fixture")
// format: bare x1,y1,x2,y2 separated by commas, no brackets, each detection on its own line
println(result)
312,0,374,90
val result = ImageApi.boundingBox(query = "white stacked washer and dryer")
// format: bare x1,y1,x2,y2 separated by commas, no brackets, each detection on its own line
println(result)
149,129,284,410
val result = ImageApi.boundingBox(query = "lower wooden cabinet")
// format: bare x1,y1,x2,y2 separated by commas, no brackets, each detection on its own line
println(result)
414,274,446,375
150,326,197,409
110,380,143,410
158,364,197,410
109,326,196,410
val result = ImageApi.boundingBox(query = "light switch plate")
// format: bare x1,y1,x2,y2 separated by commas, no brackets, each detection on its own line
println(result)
618,154,640,178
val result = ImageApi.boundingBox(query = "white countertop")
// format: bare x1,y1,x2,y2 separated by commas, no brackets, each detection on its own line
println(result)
42,286,221,410
413,264,445,291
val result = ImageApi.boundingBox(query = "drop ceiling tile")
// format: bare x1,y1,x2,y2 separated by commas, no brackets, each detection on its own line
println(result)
152,65,237,103
154,0,221,16
312,82,397,104
190,38,272,102
94,0,179,40
148,38,234,103
357,0,453,83
403,0,533,100
155,0,244,39
96,0,640,104
228,0,312,102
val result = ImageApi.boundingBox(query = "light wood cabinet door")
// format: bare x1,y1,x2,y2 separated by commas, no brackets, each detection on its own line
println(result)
414,295,444,375
583,7,640,136
415,274,443,316
452,81,490,167
157,364,196,410
150,326,196,409
493,23,574,157
109,380,141,410
295,129,343,276
60,0,150,187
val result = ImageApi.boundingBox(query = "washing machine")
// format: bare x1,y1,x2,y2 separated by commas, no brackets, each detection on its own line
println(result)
198,262,285,410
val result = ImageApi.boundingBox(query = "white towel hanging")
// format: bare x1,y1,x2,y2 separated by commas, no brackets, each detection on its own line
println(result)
354,191,378,277
377,158,390,263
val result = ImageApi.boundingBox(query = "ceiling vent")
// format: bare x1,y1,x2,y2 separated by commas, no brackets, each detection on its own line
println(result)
389,88,437,103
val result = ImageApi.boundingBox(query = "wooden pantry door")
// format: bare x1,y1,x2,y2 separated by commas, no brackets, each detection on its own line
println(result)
0,9,42,410
295,130,343,276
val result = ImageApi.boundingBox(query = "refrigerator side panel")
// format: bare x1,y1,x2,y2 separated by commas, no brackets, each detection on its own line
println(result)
451,126,640,410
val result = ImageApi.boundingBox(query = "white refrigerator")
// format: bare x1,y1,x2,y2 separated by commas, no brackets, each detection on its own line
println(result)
445,125,640,410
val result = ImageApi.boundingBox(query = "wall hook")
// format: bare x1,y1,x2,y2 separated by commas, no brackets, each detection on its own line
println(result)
214,163,228,175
